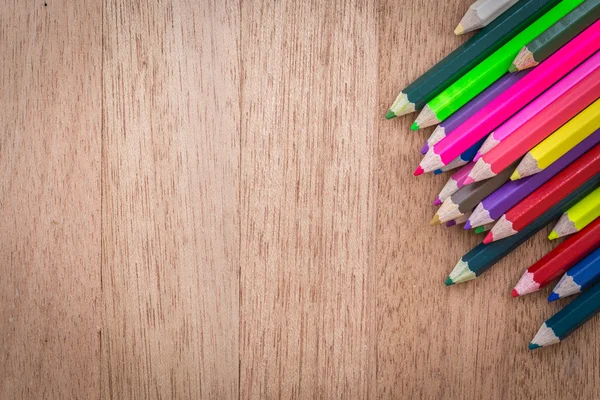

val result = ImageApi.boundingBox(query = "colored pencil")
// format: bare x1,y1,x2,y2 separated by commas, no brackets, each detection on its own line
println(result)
455,0,520,34
510,0,600,71
412,0,587,130
434,163,475,206
466,67,600,184
476,51,600,159
466,129,600,228
549,186,600,239
434,162,517,224
549,248,600,301
529,279,600,350
434,136,487,174
422,71,528,154
384,0,561,119
485,145,600,243
512,102,600,180
446,173,599,285
445,212,473,227
512,218,600,297
415,19,600,174
474,223,494,233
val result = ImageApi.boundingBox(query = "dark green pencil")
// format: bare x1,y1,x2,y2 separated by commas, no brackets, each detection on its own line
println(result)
529,280,600,349
510,0,600,72
445,173,600,285
385,0,562,119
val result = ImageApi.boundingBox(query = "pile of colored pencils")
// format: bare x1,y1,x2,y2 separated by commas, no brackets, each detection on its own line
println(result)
387,0,600,350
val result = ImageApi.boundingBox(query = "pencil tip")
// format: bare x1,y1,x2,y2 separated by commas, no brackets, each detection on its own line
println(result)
474,226,485,234
385,110,396,120
528,343,541,350
464,221,472,230
548,230,559,240
430,214,441,226
410,122,420,131
548,292,560,302
444,277,454,286
482,233,493,244
421,143,429,155
508,63,518,73
510,170,521,181
462,176,475,186
473,152,481,162
511,289,519,298
413,166,424,176
433,197,442,206
433,169,442,175
454,24,464,35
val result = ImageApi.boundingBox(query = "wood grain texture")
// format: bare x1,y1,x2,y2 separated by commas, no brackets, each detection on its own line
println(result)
101,0,240,398
0,1,102,398
1,0,598,399
239,0,377,398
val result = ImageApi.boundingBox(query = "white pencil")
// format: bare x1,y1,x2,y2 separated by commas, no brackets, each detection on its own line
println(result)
455,0,520,35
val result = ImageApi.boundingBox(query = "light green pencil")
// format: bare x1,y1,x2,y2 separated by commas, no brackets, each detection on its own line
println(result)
412,0,585,130
549,186,600,239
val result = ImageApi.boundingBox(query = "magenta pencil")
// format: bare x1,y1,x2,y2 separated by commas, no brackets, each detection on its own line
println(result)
476,51,600,159
415,19,600,174
422,71,528,155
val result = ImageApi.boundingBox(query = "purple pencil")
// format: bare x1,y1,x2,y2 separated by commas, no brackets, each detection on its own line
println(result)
420,70,529,155
465,128,600,229
433,162,475,206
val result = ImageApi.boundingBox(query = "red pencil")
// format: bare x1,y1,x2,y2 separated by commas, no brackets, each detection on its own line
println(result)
484,144,600,243
512,217,600,297
465,69,600,184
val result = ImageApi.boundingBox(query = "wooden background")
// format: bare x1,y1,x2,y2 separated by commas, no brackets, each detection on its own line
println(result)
1,0,598,398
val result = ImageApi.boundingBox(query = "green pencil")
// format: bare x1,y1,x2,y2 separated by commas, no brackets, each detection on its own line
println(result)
529,280,600,349
413,0,585,130
511,0,600,72
445,172,599,285
384,0,562,119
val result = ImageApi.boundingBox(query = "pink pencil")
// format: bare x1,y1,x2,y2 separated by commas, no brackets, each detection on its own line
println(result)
476,51,600,160
415,19,600,175
433,163,475,205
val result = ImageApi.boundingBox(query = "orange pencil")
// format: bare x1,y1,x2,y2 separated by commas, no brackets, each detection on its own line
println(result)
484,144,600,243
465,69,600,184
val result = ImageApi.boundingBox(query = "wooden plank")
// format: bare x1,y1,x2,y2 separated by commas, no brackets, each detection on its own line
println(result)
101,1,240,398
239,0,378,398
0,1,102,398
376,0,599,398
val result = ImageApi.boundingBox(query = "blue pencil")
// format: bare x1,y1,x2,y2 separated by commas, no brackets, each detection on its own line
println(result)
530,280,600,350
549,247,600,302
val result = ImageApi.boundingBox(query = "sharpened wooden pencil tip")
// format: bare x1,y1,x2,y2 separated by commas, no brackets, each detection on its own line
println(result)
511,289,519,298
444,277,454,286
413,166,424,176
548,230,559,240
430,214,441,226
508,63,518,73
385,110,396,120
453,23,464,35
410,122,419,131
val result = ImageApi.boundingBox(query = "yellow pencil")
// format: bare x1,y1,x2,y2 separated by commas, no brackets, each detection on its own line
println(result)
549,187,600,239
511,98,600,180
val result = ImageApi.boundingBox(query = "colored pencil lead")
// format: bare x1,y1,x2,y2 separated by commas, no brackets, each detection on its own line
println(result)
413,104,440,130
512,271,537,297
413,166,424,176
430,214,441,226
454,24,465,35
385,110,396,120
446,259,475,284
411,122,420,131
